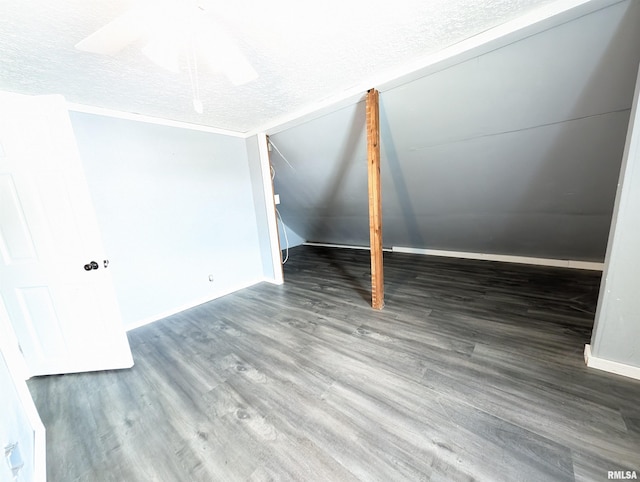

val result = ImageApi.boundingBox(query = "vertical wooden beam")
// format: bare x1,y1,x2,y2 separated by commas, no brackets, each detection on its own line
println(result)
366,89,384,309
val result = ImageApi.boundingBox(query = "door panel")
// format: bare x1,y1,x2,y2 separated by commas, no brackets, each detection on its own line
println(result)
0,91,133,376
0,296,29,381
15,286,68,360
35,173,84,258
0,174,37,262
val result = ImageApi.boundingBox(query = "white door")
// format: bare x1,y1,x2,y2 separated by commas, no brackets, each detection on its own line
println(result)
0,91,133,376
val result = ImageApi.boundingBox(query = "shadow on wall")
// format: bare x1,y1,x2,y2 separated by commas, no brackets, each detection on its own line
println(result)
307,101,368,243
308,102,372,302
380,98,424,248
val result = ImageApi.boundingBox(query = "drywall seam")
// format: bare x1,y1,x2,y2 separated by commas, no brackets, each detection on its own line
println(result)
584,344,640,380
250,0,622,137
67,102,246,137
392,246,604,270
125,278,264,331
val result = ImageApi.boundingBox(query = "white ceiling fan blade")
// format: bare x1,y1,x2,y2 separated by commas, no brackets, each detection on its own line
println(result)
75,9,146,55
141,37,181,73
221,51,259,86
198,28,258,86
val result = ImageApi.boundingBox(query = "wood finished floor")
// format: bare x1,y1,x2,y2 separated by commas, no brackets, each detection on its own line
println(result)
29,246,640,481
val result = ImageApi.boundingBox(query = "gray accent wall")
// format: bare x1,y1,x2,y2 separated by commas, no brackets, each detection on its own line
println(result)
277,221,305,250
71,113,264,328
591,66,640,368
270,0,640,261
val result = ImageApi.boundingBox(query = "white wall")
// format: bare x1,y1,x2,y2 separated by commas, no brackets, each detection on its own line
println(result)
246,135,278,280
70,112,264,329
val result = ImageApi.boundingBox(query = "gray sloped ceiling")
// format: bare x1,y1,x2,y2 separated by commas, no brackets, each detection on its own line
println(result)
270,0,640,262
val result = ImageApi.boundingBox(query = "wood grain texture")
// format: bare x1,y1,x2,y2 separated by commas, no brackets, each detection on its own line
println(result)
28,245,640,481
366,88,384,309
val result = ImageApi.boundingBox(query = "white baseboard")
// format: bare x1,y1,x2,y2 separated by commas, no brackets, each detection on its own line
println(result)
391,246,604,271
125,278,263,331
584,344,640,381
304,242,393,252
262,276,284,286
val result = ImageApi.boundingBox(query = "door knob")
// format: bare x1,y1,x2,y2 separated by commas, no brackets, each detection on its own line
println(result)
84,261,99,271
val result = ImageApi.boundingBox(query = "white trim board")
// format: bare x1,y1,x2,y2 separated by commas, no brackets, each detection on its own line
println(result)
252,0,622,136
304,242,393,252
66,0,621,139
584,344,640,381
125,278,263,331
391,246,604,270
259,133,285,284
67,103,246,137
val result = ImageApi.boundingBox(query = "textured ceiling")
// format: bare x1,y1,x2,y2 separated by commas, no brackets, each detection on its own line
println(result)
0,0,558,133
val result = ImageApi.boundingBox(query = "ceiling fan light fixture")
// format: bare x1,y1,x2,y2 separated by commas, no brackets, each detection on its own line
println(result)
74,0,258,117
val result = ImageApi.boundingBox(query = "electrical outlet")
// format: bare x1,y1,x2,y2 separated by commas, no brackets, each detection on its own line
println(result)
208,275,214,282
274,194,280,205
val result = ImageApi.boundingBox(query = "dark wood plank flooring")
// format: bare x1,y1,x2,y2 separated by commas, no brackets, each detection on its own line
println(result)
28,246,640,481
